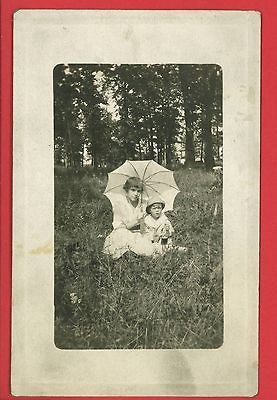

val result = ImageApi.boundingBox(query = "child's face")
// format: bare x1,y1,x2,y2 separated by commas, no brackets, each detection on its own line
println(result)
126,187,141,203
150,203,163,219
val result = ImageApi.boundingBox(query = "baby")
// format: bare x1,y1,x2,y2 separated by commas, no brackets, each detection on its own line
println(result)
142,196,174,254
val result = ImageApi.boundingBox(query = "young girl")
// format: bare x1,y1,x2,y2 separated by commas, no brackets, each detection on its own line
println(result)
103,177,155,259
142,196,175,255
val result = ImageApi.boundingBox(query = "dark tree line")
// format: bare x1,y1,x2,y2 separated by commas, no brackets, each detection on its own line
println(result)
54,63,222,170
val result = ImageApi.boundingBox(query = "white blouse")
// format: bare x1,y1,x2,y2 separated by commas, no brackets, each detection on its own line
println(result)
111,194,146,230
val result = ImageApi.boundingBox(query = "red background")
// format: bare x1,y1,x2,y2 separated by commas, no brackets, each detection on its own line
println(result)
1,0,276,399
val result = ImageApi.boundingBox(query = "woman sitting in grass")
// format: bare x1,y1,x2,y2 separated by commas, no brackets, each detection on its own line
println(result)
103,177,155,259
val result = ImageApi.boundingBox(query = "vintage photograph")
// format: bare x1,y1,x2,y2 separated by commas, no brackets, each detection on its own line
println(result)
54,63,223,349
12,10,260,395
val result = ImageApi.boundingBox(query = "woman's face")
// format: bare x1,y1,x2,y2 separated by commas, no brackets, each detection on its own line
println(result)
126,187,141,203
149,203,163,219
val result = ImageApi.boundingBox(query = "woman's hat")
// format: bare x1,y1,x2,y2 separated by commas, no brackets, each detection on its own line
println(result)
146,196,165,214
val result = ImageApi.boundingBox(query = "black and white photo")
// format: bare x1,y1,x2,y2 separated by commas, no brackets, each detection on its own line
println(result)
54,63,224,350
12,10,260,396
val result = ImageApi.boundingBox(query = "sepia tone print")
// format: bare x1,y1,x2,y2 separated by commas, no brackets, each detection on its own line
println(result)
54,63,223,349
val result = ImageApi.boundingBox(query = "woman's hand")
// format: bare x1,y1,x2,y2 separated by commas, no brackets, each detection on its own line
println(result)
136,209,144,223
121,207,145,230
123,214,143,230
153,231,160,243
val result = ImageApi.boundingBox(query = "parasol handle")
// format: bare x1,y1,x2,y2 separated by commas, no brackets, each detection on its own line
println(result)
140,191,143,211
140,191,147,216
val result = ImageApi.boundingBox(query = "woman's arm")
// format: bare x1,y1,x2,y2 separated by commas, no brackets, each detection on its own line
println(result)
123,212,144,229
112,199,144,230
143,223,156,241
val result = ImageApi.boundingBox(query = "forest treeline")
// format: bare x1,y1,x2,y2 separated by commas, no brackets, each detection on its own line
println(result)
54,64,222,170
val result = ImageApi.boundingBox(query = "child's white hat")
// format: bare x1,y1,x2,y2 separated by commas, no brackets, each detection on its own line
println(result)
146,196,165,214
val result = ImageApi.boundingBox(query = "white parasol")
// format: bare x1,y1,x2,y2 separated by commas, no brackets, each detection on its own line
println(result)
103,160,180,211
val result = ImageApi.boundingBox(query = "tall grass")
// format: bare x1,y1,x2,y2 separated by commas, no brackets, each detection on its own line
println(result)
54,167,223,349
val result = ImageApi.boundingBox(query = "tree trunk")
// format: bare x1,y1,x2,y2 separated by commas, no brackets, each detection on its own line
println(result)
157,140,163,164
200,139,204,162
165,137,172,168
148,132,154,159
90,140,98,168
201,66,217,170
216,125,220,161
178,65,195,168
81,143,84,167
202,114,214,171
184,110,195,167
66,120,73,167
138,139,142,160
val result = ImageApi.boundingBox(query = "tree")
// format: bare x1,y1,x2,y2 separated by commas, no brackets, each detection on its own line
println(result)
178,64,222,170
54,63,222,170
199,65,222,170
178,65,196,168
54,64,111,168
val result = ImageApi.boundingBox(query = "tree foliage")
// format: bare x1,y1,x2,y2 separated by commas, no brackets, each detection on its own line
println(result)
54,63,222,170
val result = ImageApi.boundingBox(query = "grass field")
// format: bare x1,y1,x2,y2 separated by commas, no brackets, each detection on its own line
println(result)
54,166,223,349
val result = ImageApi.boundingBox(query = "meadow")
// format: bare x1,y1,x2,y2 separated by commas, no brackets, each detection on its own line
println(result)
54,166,223,349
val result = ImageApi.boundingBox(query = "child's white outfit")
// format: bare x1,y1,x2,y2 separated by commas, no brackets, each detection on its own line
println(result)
143,213,174,255
103,194,155,259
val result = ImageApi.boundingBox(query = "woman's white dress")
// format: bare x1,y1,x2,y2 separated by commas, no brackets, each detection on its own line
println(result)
103,195,155,259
